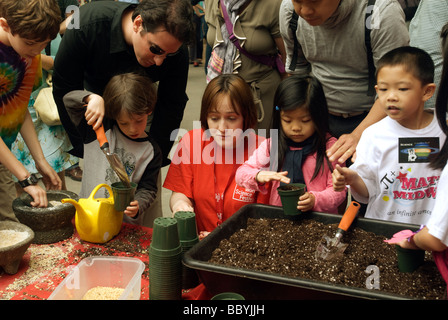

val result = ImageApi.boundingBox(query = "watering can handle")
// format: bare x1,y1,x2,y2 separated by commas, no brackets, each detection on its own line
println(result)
94,125,109,150
88,183,114,201
338,201,360,232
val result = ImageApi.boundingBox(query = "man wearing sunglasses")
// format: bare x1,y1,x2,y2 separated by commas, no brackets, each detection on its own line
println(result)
52,0,194,167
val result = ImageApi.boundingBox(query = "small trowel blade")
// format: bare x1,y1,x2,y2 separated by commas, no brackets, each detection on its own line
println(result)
315,235,348,261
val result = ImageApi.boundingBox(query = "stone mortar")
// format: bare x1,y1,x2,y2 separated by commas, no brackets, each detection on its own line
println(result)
0,221,34,275
12,190,79,244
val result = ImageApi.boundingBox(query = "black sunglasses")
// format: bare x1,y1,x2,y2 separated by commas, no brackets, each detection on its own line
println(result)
150,43,178,57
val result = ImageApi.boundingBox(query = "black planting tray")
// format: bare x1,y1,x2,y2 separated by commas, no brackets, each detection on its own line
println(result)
183,204,423,300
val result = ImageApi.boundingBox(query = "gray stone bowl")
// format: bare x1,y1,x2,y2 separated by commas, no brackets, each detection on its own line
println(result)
0,221,34,275
12,190,79,244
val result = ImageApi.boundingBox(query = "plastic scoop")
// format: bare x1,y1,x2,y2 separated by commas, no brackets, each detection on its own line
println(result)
315,201,361,261
94,125,131,188
383,230,416,244
384,225,424,244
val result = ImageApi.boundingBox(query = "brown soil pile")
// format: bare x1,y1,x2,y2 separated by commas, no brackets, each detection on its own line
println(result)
209,218,446,299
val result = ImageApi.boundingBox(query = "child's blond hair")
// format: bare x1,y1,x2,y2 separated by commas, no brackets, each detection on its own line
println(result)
0,0,61,42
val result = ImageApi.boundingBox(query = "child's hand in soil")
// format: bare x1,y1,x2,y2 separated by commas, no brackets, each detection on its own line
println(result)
255,170,290,184
124,200,139,218
297,192,315,212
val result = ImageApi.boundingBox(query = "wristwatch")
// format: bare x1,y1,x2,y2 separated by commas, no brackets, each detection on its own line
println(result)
19,173,39,188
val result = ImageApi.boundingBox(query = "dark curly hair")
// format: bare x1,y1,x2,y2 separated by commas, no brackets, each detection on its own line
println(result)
132,0,194,45
431,23,448,170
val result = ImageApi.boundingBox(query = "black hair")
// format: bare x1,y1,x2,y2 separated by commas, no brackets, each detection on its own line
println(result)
431,23,448,170
132,0,194,45
271,75,332,181
376,46,435,85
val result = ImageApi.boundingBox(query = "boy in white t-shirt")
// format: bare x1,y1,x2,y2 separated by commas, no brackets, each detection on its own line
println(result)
391,25,448,295
332,46,446,225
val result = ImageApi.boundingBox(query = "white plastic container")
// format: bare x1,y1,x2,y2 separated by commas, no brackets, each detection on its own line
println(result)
48,256,145,300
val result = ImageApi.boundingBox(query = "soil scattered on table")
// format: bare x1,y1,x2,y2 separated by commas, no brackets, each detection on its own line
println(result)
209,218,446,299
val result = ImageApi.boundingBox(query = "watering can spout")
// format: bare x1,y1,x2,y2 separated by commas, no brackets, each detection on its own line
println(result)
62,197,93,237
61,198,83,214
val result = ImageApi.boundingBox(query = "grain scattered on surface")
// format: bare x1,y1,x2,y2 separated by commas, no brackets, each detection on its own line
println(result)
82,286,125,300
1,241,74,299
49,200,63,207
0,230,29,249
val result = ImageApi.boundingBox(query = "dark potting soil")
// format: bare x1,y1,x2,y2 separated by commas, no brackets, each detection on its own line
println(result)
278,185,302,191
209,218,446,299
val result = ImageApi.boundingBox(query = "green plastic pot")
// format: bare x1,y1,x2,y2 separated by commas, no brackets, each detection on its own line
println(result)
173,211,200,289
150,217,180,251
174,211,198,241
277,183,306,215
211,292,245,300
395,245,425,272
111,182,137,212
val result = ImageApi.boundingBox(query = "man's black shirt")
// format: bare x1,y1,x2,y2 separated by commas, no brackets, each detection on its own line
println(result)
53,1,189,165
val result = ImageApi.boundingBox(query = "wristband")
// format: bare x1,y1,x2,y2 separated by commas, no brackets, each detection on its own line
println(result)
255,171,261,182
407,225,425,242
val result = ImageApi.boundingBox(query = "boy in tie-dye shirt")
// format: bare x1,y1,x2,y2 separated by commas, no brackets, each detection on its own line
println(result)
0,0,62,221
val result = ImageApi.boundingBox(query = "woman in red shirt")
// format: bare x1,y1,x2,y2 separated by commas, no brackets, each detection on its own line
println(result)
163,74,265,238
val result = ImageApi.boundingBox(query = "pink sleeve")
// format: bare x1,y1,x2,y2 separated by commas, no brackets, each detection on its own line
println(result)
310,180,347,214
308,136,347,214
433,250,448,297
235,139,271,193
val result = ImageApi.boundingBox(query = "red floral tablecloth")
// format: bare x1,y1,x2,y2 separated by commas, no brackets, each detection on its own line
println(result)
0,223,211,300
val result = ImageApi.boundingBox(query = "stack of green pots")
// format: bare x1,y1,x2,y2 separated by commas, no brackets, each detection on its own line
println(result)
174,211,199,289
149,217,182,300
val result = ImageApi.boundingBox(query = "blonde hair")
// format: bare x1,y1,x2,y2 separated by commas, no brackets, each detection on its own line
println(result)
0,0,61,41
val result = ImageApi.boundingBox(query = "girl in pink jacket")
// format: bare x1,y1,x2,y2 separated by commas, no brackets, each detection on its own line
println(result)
236,75,346,214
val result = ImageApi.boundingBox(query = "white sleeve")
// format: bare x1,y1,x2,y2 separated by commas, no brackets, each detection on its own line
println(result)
349,128,380,204
427,165,448,246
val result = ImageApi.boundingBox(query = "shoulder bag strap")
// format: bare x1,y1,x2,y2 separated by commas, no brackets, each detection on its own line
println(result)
365,0,376,96
220,1,276,67
288,10,299,71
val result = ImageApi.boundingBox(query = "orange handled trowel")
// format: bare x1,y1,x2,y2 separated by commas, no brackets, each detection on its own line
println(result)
315,201,361,261
94,125,131,188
